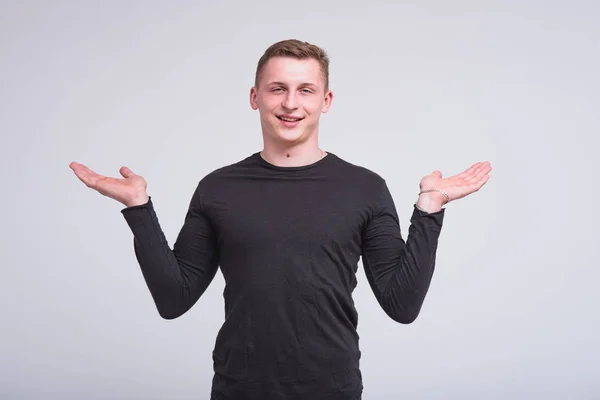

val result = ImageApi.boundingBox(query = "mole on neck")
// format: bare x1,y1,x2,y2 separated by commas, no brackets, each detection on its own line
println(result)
286,154,290,158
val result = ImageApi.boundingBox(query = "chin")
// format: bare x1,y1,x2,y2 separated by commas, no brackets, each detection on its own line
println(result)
274,129,307,143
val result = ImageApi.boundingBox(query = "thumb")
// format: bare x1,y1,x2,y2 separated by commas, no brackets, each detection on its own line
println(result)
432,170,443,178
119,166,135,178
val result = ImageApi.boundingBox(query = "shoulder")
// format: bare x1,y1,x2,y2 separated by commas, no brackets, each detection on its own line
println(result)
328,152,387,188
199,153,258,183
327,153,396,215
187,153,260,200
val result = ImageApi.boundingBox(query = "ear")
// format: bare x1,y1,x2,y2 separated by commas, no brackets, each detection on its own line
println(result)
321,89,334,113
249,87,259,110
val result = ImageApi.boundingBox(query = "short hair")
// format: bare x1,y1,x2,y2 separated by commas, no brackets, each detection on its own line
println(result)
254,39,330,91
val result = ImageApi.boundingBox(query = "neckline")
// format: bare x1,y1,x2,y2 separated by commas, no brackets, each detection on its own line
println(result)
252,151,335,171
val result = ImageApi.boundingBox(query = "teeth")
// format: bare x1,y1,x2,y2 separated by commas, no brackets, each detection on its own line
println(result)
280,117,301,122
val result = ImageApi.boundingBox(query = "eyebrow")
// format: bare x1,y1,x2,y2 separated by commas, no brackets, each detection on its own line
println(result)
268,81,319,88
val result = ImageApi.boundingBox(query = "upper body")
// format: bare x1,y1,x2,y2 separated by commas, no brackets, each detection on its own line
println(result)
69,39,491,400
121,150,445,400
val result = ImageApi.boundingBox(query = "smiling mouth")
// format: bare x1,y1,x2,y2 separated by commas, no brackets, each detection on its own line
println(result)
277,116,304,122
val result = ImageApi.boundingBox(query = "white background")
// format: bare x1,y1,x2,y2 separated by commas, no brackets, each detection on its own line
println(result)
1,1,599,399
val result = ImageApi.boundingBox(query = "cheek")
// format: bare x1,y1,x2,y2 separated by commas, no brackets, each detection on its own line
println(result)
257,101,276,118
306,98,325,111
305,103,323,118
263,99,281,114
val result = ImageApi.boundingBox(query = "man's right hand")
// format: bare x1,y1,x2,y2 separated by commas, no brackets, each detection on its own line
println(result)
69,162,150,207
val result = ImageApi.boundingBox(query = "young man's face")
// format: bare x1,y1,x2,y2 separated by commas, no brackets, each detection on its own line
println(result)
250,56,333,147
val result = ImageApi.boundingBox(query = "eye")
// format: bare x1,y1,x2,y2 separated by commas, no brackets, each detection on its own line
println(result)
300,88,313,94
272,87,284,92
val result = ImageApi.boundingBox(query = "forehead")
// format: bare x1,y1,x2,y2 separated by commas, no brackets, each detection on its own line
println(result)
261,56,324,86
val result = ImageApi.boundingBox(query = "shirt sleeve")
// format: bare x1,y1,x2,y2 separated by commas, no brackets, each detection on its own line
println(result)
120,185,220,319
360,179,445,324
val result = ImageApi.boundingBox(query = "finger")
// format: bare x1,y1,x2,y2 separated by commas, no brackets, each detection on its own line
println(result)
456,162,482,180
70,162,103,188
477,174,491,191
78,171,101,188
69,161,91,181
70,161,95,175
432,170,442,178
469,172,491,192
69,161,88,175
468,162,492,183
120,166,135,179
463,161,491,181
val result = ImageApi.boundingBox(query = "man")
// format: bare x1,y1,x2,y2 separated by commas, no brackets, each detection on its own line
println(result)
70,39,491,400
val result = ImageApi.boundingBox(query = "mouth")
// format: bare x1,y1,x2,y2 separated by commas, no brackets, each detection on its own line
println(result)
276,115,304,128
277,115,304,123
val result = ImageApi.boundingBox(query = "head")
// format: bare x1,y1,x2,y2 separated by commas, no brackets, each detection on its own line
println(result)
250,39,333,147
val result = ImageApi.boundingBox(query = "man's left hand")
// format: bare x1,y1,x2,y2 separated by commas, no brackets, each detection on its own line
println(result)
416,161,492,212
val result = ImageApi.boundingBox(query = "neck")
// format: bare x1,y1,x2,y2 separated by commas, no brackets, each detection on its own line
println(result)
261,140,326,167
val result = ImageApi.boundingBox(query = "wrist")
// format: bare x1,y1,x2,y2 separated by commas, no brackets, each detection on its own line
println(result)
415,192,446,213
124,193,149,208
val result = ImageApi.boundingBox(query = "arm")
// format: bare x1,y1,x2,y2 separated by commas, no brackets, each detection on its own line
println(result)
121,186,219,320
361,180,444,324
361,161,492,323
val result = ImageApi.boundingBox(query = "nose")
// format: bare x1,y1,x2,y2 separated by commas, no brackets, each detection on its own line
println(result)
282,92,298,110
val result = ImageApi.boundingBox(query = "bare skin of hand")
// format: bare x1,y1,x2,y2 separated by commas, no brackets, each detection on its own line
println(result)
69,162,149,207
416,161,492,212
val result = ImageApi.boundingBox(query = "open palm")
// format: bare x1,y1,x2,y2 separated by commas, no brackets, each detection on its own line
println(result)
69,162,149,207
420,161,492,203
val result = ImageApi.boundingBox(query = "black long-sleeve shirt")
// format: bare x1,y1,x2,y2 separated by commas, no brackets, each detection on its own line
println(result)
121,152,445,400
